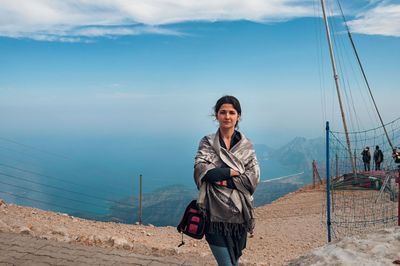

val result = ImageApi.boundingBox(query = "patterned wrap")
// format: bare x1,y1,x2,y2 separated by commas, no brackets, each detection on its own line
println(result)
194,130,260,234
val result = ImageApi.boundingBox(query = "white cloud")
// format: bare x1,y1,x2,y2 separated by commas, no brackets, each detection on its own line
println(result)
19,25,181,42
0,0,314,41
348,2,400,37
2,0,398,41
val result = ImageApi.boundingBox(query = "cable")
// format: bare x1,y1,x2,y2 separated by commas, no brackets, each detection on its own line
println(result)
0,163,132,198
0,170,198,202
0,171,133,208
0,145,40,158
0,136,134,194
0,153,40,170
0,179,113,210
335,0,394,150
0,163,95,188
0,137,70,160
0,189,105,217
331,117,400,134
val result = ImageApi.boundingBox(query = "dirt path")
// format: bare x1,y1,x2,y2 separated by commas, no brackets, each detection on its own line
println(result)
0,231,206,266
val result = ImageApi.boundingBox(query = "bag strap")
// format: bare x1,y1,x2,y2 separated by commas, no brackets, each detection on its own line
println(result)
178,232,185,247
197,183,207,208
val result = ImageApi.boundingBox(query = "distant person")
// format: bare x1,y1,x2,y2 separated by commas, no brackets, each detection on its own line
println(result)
373,145,384,171
194,95,260,266
392,147,400,164
361,146,371,171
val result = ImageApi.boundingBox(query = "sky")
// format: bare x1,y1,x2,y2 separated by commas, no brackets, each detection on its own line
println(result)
0,0,399,148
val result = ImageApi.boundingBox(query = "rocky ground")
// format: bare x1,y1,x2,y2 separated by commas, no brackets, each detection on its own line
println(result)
0,185,327,265
286,227,400,266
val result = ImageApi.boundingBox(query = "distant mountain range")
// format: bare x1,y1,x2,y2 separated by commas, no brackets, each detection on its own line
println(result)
255,137,325,172
275,137,325,172
104,136,326,226
105,180,303,226
105,185,196,226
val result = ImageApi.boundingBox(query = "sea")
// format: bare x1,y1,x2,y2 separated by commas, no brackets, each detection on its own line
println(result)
0,134,296,221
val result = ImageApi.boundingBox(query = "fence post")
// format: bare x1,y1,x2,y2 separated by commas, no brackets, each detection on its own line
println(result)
326,121,332,242
312,160,315,188
139,174,143,225
335,154,338,178
397,166,400,226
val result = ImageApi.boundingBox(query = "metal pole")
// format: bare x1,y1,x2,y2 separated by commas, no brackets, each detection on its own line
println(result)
320,0,356,175
398,166,400,226
354,150,357,168
312,160,316,188
139,174,143,225
326,121,332,242
335,154,338,178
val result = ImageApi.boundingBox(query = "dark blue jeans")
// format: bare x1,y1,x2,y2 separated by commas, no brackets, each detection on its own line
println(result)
209,244,238,266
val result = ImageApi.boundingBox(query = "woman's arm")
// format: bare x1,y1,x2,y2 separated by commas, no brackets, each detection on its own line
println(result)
231,157,260,195
202,168,239,188
201,168,230,182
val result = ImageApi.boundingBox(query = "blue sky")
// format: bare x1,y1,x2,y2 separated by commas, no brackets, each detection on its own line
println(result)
0,0,399,147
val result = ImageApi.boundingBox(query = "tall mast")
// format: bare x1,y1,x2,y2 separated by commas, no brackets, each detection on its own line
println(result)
320,0,356,175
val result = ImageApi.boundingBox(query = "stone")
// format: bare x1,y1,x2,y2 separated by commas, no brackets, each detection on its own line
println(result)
51,227,66,236
110,236,129,248
0,219,11,232
19,226,32,235
173,247,180,255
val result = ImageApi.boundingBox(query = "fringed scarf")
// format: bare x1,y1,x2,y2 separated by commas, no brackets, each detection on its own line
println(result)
194,130,260,235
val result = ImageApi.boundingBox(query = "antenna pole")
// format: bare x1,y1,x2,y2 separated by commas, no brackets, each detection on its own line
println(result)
320,0,356,175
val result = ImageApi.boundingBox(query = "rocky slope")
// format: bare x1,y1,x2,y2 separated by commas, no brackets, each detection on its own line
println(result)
0,185,327,265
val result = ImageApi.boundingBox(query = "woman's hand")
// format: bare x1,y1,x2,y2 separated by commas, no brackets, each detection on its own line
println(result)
215,180,228,186
212,169,239,187
230,169,240,176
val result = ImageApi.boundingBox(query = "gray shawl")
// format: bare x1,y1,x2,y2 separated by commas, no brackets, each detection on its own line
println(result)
194,130,260,234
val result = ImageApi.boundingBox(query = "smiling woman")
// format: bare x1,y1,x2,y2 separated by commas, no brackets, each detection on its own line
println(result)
194,95,260,266
215,96,241,146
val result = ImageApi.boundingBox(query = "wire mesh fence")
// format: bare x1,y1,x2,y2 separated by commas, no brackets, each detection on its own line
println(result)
323,118,400,240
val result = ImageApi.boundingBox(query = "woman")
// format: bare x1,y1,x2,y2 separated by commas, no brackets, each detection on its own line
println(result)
194,95,260,266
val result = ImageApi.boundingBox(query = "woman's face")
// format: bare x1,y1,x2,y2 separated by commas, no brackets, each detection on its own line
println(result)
216,103,240,130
